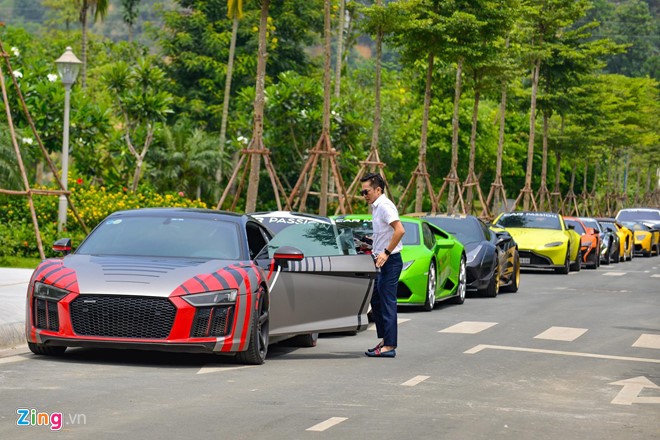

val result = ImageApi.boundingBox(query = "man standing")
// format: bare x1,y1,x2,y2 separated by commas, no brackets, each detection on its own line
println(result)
360,173,404,358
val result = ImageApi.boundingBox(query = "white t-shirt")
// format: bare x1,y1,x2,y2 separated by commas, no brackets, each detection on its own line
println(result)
371,194,403,255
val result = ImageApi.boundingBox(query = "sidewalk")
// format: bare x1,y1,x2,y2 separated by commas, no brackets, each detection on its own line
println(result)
0,268,33,349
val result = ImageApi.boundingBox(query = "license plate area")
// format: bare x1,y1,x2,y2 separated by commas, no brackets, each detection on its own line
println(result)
520,257,531,264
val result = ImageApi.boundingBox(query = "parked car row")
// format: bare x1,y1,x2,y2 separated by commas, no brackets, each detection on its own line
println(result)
25,206,659,366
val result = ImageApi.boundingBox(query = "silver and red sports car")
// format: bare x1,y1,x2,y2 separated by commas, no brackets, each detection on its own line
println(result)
26,208,376,364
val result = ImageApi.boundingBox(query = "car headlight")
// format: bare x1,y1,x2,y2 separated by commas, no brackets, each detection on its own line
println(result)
33,282,70,301
544,241,563,248
466,245,482,263
401,260,415,271
183,289,238,307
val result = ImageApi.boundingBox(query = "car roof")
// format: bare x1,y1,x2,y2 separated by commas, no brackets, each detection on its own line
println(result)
108,207,246,222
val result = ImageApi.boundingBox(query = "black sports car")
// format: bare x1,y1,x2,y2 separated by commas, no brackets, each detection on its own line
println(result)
423,214,520,297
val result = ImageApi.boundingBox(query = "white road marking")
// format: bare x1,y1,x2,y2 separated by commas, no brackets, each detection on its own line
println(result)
306,417,348,432
603,272,626,276
534,326,588,342
0,355,29,365
368,318,410,331
401,375,430,387
439,321,497,334
464,344,660,364
197,365,255,375
633,334,660,349
651,274,660,278
610,376,660,405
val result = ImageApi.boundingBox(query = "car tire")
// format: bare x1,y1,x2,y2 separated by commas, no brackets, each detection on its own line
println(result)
501,252,520,293
613,249,620,263
555,250,570,274
484,267,499,298
284,333,319,348
454,256,467,304
28,342,66,356
423,260,437,311
570,250,582,272
236,287,269,365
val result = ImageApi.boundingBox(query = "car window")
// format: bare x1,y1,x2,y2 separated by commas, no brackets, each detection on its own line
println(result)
565,219,586,235
334,219,421,247
425,217,483,244
617,210,660,222
496,212,562,230
422,223,434,250
246,221,269,259
265,222,357,258
76,216,244,260
581,219,601,232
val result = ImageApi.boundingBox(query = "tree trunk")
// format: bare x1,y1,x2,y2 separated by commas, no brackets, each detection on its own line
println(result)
447,57,463,212
245,0,270,213
494,79,507,212
523,58,541,210
370,6,383,173
80,1,89,89
334,0,346,99
465,79,481,214
415,53,434,213
218,15,240,192
319,0,332,216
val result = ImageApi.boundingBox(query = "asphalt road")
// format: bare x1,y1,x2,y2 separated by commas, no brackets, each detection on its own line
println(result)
1,257,659,439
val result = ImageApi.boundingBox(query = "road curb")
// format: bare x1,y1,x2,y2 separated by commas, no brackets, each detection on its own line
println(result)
0,321,25,350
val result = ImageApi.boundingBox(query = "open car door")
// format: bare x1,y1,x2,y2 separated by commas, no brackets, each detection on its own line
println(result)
256,222,376,339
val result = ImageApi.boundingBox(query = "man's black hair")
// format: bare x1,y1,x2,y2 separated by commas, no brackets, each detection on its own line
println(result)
360,172,385,190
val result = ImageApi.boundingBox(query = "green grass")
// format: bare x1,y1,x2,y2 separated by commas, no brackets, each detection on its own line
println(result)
0,256,41,269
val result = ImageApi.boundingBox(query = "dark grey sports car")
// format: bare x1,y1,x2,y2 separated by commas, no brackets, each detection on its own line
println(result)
26,208,376,365
423,214,520,297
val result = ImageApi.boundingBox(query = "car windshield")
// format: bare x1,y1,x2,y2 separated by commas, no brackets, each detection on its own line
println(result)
564,219,586,235
252,214,328,234
264,222,357,257
600,221,617,232
334,219,420,247
617,210,660,222
622,222,650,231
76,215,244,260
496,213,562,230
581,219,601,231
424,217,482,244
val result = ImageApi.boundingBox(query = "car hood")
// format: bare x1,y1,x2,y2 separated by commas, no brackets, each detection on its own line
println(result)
502,228,566,249
36,255,253,297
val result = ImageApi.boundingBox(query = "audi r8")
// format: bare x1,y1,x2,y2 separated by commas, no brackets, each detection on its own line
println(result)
492,212,581,274
26,208,376,365
333,214,466,311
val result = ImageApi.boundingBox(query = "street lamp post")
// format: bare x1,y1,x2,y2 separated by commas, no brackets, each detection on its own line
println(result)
55,47,81,233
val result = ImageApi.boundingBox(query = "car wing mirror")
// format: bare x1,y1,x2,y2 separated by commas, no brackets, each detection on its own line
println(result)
52,238,72,256
273,246,305,267
495,231,511,246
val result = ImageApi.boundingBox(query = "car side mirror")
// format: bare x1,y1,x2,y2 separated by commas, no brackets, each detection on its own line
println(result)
273,246,305,267
495,231,511,246
53,238,72,256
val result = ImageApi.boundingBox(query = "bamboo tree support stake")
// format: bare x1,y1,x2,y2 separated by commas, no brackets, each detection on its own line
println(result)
435,170,465,214
456,171,487,217
510,186,537,213
216,139,288,212
485,176,508,218
562,168,579,217
0,39,89,260
287,131,352,215
485,78,509,219
397,162,437,214
579,162,590,218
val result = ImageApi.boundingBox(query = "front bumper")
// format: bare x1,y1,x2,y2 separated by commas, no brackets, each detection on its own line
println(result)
518,246,566,268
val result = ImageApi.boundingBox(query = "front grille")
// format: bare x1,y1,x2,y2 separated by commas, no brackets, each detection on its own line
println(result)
518,251,553,266
70,295,176,339
34,298,59,331
190,306,232,338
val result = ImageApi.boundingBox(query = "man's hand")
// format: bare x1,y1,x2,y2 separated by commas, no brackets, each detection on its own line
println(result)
375,252,388,268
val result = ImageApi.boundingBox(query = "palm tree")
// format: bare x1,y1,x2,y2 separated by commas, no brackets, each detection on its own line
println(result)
79,0,109,89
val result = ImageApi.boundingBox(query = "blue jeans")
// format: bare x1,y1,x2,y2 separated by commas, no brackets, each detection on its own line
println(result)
371,253,402,347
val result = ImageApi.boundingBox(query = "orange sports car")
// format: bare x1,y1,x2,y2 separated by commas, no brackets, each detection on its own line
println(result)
564,216,601,269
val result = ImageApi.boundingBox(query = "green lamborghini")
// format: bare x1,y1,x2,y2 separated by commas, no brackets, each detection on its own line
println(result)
333,215,466,311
